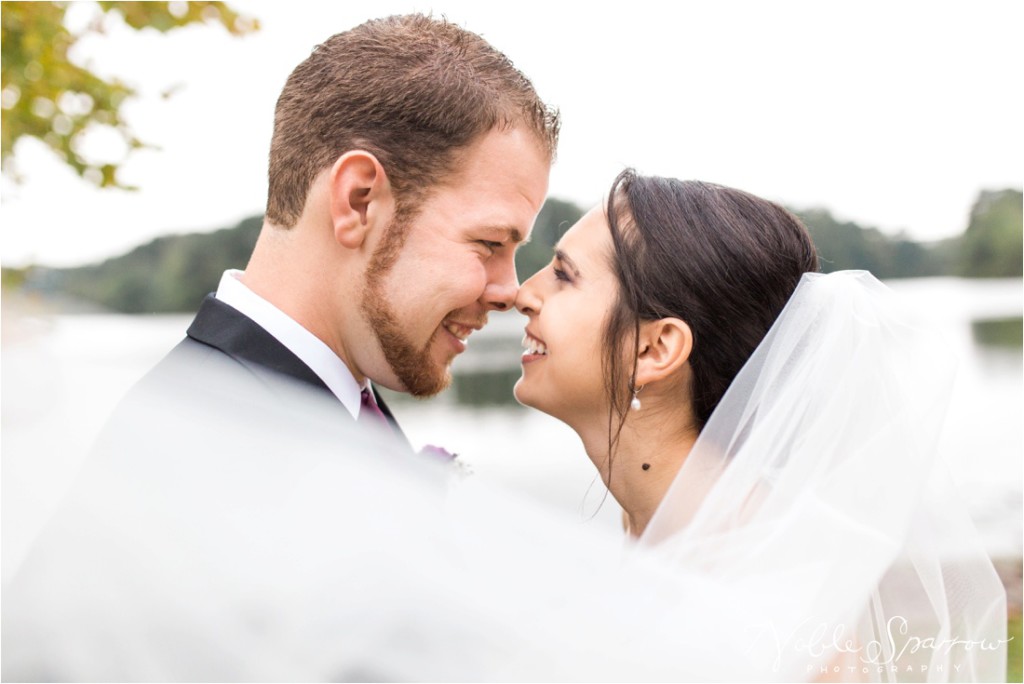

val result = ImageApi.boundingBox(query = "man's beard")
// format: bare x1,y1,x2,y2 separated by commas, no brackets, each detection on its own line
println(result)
360,212,452,398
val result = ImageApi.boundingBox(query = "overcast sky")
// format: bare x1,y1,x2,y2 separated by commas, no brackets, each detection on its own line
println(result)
2,0,1021,268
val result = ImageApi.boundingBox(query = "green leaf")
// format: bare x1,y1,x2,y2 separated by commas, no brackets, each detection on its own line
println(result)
1,1,258,192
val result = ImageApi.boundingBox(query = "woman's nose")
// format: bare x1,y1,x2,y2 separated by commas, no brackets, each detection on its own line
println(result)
514,270,543,315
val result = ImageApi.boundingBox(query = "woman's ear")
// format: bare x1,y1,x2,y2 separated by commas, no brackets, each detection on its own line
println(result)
328,151,395,249
634,318,693,386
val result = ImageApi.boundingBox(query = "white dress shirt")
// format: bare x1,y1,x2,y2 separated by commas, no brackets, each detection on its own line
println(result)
214,270,365,419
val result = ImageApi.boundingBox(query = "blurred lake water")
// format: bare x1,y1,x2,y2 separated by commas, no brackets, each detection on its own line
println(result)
3,277,1021,582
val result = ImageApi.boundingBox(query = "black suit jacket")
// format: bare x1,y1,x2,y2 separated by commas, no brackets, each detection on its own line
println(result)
133,294,410,450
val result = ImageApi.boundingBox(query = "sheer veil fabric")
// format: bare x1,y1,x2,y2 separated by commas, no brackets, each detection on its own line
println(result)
637,270,1007,681
2,272,1006,681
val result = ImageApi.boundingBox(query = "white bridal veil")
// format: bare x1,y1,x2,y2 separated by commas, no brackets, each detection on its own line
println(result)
637,270,1008,681
2,271,1007,681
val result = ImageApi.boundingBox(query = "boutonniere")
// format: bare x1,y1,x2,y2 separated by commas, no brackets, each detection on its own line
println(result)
418,444,473,477
419,444,457,462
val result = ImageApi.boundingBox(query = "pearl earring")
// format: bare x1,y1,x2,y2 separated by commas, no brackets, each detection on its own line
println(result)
630,385,644,411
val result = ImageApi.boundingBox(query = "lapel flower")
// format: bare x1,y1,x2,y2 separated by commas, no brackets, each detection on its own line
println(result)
418,444,473,477
419,444,457,461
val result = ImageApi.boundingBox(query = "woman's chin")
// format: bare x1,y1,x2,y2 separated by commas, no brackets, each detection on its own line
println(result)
513,377,552,415
514,386,576,435
512,377,533,407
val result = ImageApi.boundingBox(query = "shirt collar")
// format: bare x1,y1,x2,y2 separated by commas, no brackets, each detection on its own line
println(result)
214,270,364,419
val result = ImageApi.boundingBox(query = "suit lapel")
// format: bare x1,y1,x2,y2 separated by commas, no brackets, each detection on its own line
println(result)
186,295,413,451
372,387,406,439
186,295,331,395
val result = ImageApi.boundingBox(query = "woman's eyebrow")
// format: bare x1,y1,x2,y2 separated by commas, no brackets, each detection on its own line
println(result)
554,248,581,277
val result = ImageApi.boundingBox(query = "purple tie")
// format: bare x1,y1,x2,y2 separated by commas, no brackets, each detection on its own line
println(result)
359,388,392,433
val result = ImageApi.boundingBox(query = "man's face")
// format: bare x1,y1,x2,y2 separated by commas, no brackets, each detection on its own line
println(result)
361,127,550,396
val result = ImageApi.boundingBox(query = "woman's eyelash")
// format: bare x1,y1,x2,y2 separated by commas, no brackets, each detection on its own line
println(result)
553,267,571,282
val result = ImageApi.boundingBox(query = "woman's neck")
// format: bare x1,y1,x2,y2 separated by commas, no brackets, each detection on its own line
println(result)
576,409,698,538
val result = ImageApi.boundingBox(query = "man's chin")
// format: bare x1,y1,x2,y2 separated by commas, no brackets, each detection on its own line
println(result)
401,341,459,397
395,350,453,398
404,368,452,398
365,312,452,397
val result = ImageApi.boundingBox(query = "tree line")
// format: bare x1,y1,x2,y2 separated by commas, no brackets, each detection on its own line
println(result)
8,188,1022,314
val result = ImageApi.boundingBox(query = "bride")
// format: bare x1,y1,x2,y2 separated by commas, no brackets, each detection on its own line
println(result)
515,169,817,537
514,169,1008,680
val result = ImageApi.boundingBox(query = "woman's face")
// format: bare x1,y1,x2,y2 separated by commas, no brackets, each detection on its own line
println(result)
514,206,622,425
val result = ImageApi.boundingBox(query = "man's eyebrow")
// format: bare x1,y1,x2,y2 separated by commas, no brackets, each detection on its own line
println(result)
481,226,525,244
554,248,581,277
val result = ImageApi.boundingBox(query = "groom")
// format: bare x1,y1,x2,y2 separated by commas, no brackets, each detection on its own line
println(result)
139,15,557,445
2,17,557,680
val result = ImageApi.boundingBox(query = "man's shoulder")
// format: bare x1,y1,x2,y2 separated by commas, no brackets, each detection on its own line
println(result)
101,336,270,445
96,296,378,461
97,333,352,463
141,335,255,393
105,298,330,441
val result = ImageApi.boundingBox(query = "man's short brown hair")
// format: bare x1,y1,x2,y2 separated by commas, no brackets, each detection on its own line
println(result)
265,14,560,227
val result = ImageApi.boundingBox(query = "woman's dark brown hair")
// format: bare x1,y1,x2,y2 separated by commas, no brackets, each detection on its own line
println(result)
602,169,819,464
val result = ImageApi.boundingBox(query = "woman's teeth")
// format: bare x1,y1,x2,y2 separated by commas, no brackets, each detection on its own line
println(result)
521,334,548,356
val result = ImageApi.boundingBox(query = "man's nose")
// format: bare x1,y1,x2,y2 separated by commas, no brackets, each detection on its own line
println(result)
483,254,519,311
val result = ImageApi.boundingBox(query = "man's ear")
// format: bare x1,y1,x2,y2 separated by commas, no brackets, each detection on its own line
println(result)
634,318,693,387
328,151,394,249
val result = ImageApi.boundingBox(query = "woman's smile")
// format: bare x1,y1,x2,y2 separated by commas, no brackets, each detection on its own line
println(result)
521,329,548,363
